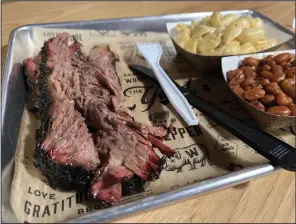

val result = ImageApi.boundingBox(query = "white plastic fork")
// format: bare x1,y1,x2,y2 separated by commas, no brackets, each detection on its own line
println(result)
136,42,198,126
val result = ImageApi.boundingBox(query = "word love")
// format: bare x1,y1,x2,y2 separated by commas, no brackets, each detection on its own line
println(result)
28,187,55,200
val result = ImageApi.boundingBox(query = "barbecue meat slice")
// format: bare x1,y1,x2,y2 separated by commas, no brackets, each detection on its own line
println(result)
36,100,99,191
23,32,175,203
71,56,113,114
88,46,122,110
39,100,99,170
87,102,175,203
70,45,122,114
24,34,101,191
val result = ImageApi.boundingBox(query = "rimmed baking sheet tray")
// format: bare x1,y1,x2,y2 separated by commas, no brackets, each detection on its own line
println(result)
1,10,295,223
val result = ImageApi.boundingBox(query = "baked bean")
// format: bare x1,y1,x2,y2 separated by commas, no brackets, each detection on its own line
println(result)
279,79,290,91
241,78,255,88
285,67,295,78
292,59,296,67
232,86,245,98
273,53,291,64
284,84,296,100
227,71,236,81
280,80,296,100
289,84,296,100
249,100,265,111
286,78,295,85
257,77,270,87
245,70,257,79
227,69,243,81
240,66,254,72
267,106,291,116
261,94,276,106
244,89,265,101
243,57,259,67
270,72,285,83
271,64,283,75
276,92,293,106
289,54,295,62
266,55,273,60
280,78,295,87
288,104,296,116
281,62,288,67
244,86,252,90
241,67,257,79
265,82,282,95
260,71,274,79
260,59,276,66
259,64,271,72
229,72,245,86
283,63,291,70
240,66,252,73
251,81,263,89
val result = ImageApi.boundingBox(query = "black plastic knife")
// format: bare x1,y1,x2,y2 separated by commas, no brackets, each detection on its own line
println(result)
129,64,296,172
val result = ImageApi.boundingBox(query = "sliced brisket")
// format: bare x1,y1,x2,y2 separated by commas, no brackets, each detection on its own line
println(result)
24,34,100,191
23,32,175,204
35,100,99,191
88,46,122,110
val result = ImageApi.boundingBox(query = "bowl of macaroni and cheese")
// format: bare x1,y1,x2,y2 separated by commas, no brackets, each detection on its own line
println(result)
166,12,293,75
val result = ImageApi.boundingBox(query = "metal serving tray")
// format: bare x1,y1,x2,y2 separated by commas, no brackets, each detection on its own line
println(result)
1,10,295,223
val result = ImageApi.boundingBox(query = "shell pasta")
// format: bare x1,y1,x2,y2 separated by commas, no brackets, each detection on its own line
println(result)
173,12,277,56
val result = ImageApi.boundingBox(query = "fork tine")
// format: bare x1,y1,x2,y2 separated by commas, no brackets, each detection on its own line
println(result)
136,42,163,66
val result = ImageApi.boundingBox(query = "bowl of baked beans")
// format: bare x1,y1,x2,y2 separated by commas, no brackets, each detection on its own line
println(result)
222,49,295,130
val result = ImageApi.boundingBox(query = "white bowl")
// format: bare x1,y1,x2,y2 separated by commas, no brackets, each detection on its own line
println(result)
221,49,295,130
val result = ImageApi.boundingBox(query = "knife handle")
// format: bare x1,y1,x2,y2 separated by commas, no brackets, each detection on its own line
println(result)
185,93,296,171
